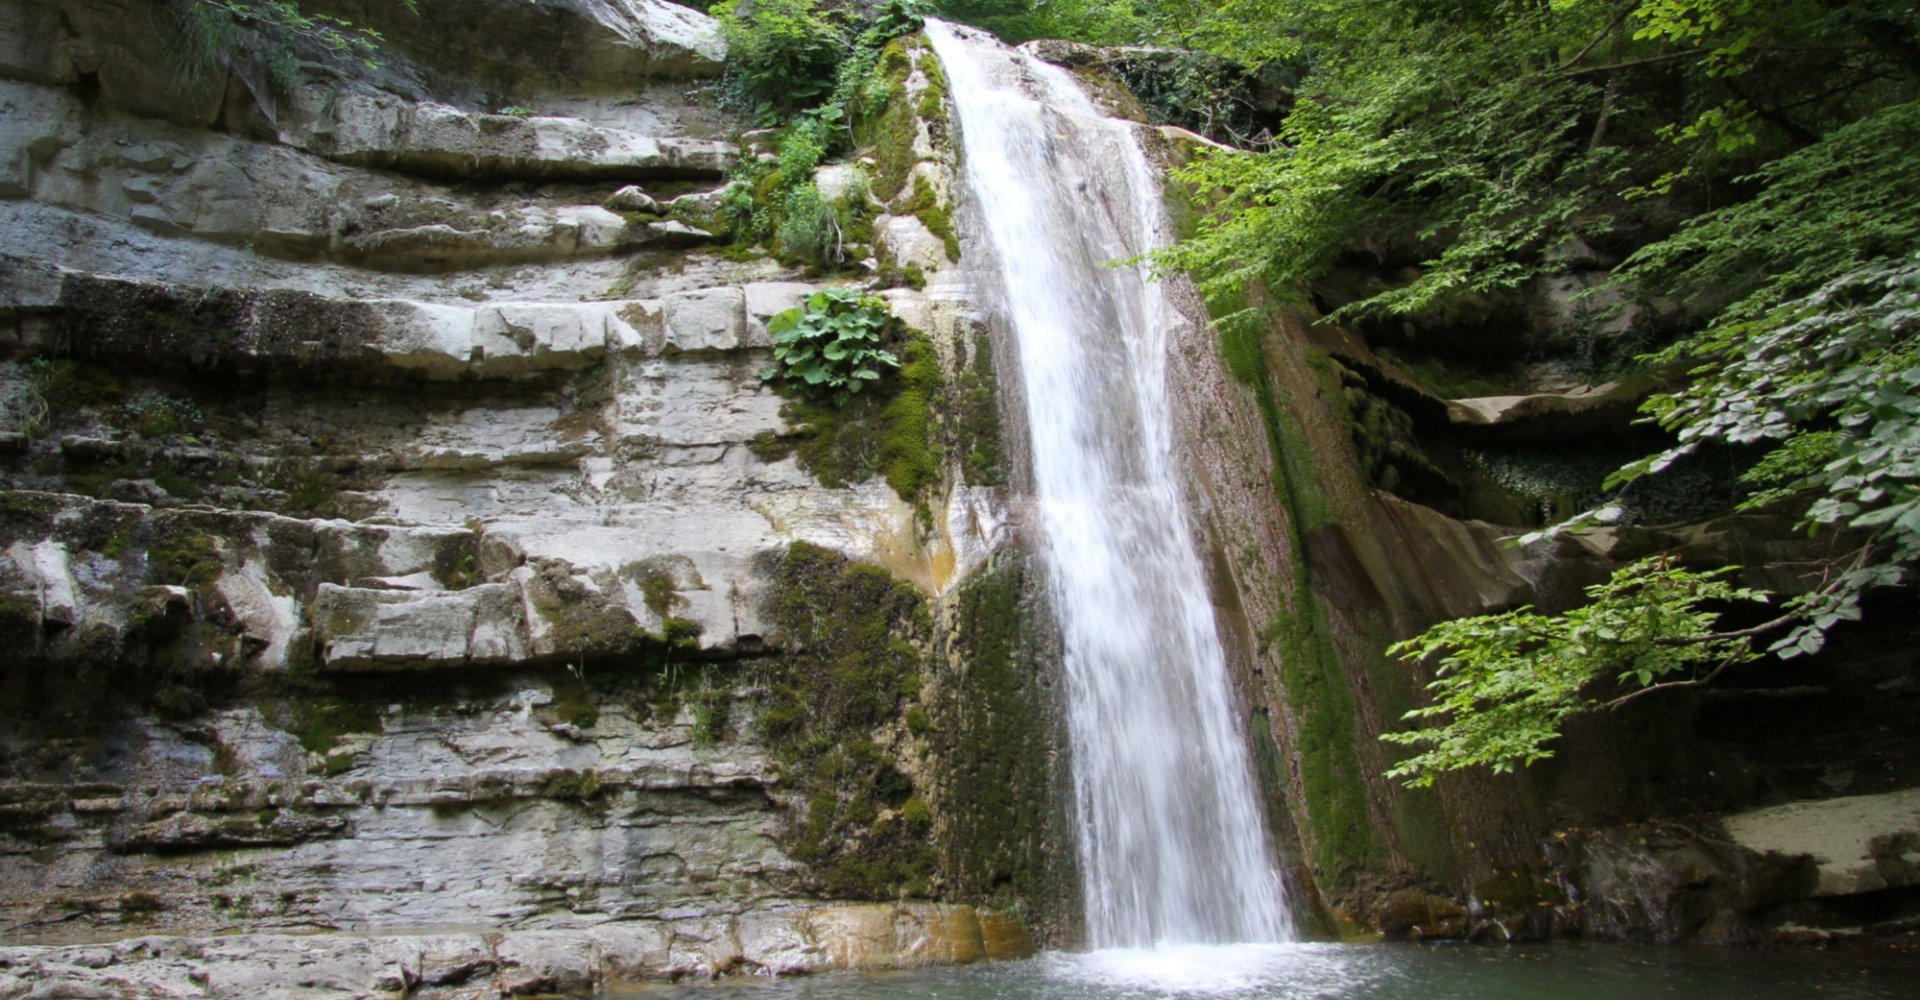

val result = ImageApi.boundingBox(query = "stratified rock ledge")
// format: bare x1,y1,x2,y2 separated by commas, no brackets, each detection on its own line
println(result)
0,902,1036,999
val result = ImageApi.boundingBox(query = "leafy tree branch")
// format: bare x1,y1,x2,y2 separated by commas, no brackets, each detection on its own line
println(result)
1381,556,1778,787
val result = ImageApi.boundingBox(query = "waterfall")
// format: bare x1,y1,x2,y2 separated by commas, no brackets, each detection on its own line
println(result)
926,22,1294,949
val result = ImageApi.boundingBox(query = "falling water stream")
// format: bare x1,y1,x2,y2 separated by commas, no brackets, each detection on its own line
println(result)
925,21,1292,951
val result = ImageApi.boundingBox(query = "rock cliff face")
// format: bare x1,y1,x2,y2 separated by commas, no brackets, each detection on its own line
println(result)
0,1,1065,993
1121,116,1920,945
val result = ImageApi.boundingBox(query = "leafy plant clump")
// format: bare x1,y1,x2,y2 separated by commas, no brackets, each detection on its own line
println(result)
713,0,848,116
716,0,925,121
712,2,921,268
168,0,417,87
762,287,902,405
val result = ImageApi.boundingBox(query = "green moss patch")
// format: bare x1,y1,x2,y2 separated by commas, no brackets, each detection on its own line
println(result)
759,542,935,899
753,329,947,518
866,38,922,204
951,332,1006,486
1202,272,1387,885
899,174,961,264
148,529,224,587
927,556,1062,910
289,696,381,757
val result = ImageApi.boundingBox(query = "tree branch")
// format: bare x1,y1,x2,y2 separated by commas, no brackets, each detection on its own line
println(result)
1600,651,1742,711
1602,543,1876,711
1560,43,1879,77
1555,2,1635,74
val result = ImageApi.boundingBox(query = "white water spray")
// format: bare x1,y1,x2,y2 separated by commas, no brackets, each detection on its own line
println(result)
926,21,1294,949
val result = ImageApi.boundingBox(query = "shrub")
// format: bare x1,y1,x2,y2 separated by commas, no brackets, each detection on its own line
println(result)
713,0,847,115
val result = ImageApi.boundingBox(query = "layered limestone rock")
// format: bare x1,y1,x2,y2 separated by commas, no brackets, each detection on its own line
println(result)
0,1,1052,993
0,903,1034,998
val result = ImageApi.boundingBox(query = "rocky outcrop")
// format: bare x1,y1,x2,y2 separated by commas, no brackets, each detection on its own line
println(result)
0,0,1055,992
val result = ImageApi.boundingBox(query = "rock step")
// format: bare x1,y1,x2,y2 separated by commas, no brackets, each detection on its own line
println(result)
1445,373,1658,440
4,259,817,379
305,92,735,183
1723,788,1920,899
1,0,730,133
2,79,732,273
0,493,804,669
0,764,777,838
0,905,1035,996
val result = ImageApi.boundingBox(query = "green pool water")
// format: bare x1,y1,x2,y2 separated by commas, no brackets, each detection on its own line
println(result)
601,942,1920,1000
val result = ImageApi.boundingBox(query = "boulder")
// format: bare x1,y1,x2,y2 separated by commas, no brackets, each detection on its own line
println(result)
604,184,661,214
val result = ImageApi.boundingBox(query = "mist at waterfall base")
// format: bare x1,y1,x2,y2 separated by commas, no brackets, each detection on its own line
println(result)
601,944,1920,999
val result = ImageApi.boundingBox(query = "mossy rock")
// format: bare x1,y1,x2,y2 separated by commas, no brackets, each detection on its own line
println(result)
924,555,1069,916
148,529,224,587
896,174,960,264
754,329,947,518
758,542,935,899
950,332,1006,487
290,697,381,756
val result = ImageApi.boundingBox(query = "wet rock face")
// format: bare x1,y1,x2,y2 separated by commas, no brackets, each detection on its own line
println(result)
0,0,1043,986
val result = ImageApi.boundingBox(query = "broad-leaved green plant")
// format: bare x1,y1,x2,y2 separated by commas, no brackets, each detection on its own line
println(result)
761,287,901,405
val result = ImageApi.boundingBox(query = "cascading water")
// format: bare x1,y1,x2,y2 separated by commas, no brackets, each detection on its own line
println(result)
926,21,1294,950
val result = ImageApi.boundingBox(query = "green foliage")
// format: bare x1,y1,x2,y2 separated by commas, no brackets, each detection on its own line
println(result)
713,4,920,269
717,0,923,123
10,362,52,438
778,109,831,185
1607,254,1920,657
1383,557,1773,787
1147,2,1920,787
1155,47,1629,325
774,182,840,265
10,359,124,437
1155,1,1920,326
761,287,902,405
123,393,202,438
1618,100,1920,324
167,0,417,85
753,328,946,511
1110,49,1286,147
714,0,847,114
928,0,1145,45
690,671,731,747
